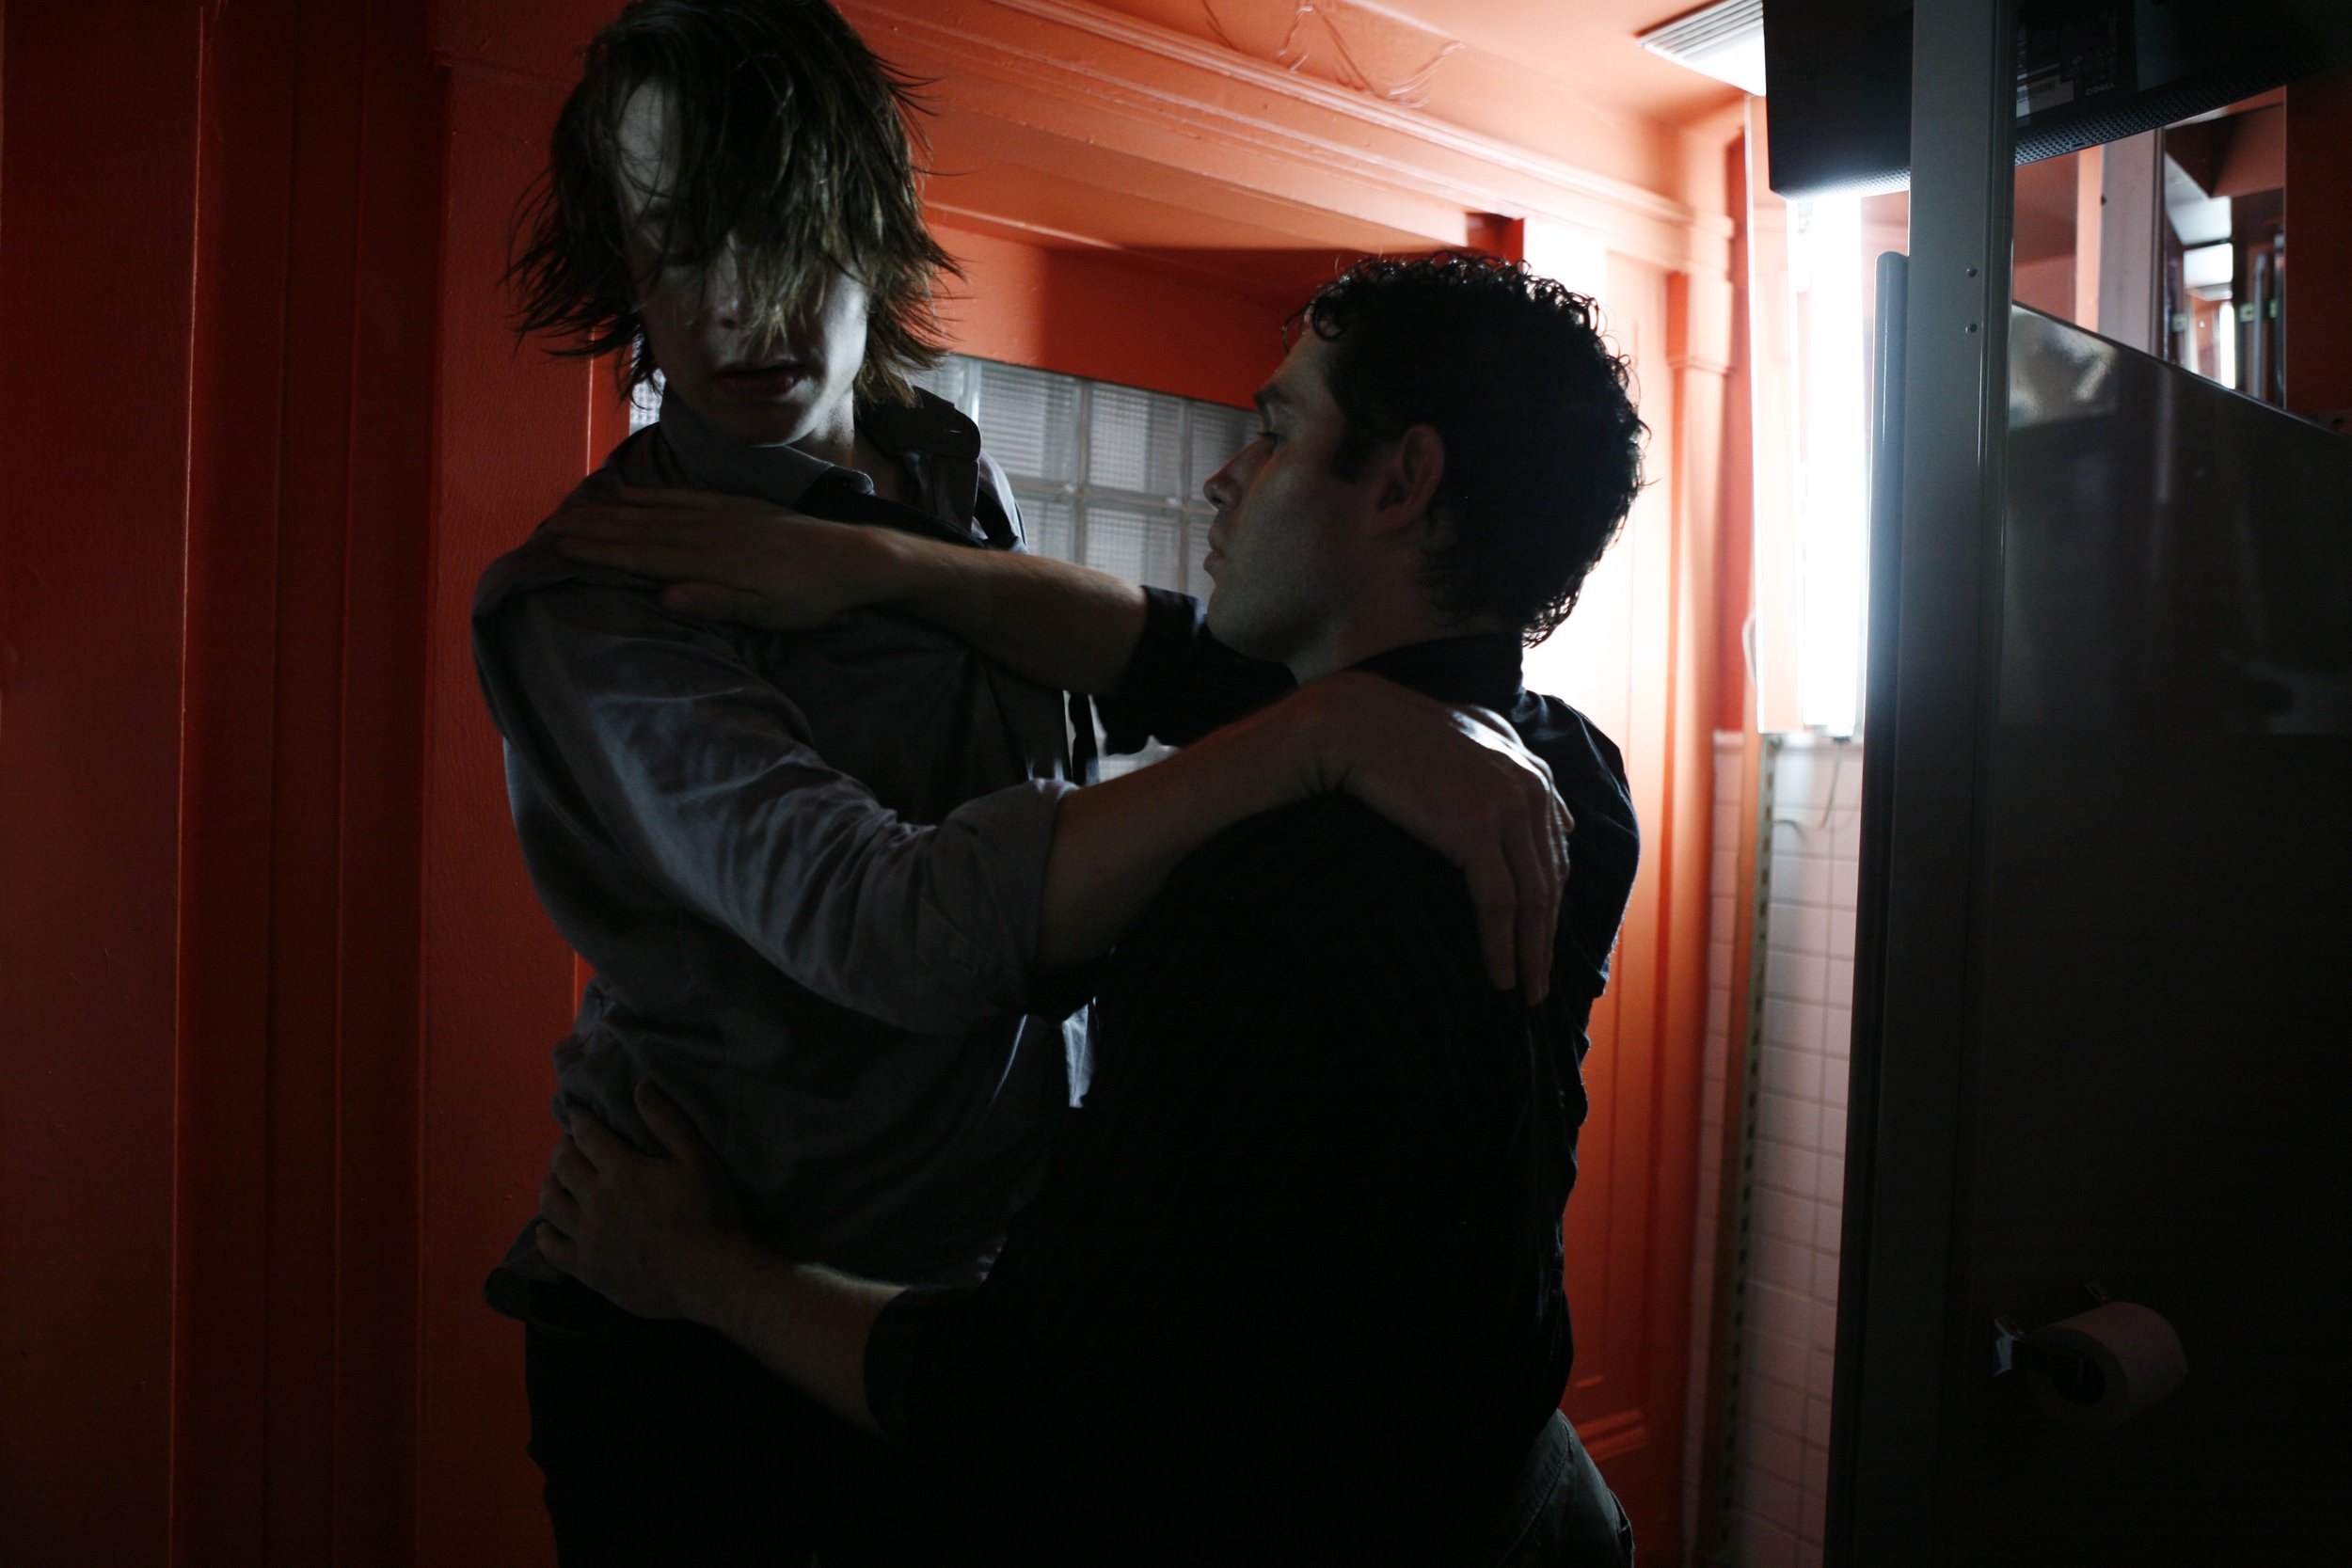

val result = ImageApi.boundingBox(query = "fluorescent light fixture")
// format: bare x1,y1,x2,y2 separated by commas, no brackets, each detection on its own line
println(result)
2162,155,2232,246
1792,194,1867,738
1639,0,1767,97
2183,241,2234,291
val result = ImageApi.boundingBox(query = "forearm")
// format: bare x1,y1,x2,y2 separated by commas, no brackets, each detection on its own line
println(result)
876,531,1148,696
685,1237,903,1435
1036,690,1322,970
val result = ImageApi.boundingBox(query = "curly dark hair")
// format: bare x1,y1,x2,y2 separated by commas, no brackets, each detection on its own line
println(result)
506,0,961,406
1295,251,1646,645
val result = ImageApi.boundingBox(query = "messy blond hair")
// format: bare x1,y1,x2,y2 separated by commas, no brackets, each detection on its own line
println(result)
507,0,960,405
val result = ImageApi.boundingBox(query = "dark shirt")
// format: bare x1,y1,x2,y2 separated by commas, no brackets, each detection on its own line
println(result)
866,598,1642,1564
473,388,1088,1299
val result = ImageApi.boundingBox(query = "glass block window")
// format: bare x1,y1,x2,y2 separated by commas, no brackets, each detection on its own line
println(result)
908,354,1249,600
629,356,1256,775
629,372,663,432
910,353,1257,775
1086,383,1186,497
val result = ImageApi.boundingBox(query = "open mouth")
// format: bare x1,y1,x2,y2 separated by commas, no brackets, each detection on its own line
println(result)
713,360,809,399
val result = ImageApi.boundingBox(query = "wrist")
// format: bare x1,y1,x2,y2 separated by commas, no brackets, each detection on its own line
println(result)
677,1230,776,1327
866,529,957,619
1280,674,1366,800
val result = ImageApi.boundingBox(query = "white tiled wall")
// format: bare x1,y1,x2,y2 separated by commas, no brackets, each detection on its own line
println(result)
1680,734,1747,1553
1724,733,1862,1568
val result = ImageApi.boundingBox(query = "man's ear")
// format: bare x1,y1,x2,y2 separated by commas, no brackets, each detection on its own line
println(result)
1369,423,1446,538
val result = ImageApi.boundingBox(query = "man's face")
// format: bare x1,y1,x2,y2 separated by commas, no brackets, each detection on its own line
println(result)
1200,330,1379,667
616,82,869,448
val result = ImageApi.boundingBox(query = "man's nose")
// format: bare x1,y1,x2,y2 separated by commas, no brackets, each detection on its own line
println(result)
1201,458,1239,510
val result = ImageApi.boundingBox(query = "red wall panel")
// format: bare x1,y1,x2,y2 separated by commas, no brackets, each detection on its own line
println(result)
0,7,206,1560
414,57,607,1566
3,4,440,1562
2285,71,2352,420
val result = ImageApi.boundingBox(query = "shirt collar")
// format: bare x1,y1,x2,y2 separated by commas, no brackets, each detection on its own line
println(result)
653,385,985,514
1345,633,1527,712
656,385,855,510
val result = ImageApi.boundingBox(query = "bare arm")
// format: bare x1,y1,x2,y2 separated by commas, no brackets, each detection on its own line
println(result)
537,1083,892,1433
691,1250,896,1434
554,487,1148,695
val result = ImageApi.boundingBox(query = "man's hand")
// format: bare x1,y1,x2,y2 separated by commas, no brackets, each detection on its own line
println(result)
535,1080,754,1321
549,486,902,630
1293,673,1572,1005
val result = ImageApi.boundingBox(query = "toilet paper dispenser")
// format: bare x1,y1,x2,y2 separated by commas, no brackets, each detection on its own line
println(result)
1993,1284,2188,1431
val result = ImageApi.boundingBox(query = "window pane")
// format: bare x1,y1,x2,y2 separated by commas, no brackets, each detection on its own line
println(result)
974,362,1080,483
1013,489,1076,564
1087,383,1185,498
907,356,976,414
1080,500,1183,590
629,372,664,433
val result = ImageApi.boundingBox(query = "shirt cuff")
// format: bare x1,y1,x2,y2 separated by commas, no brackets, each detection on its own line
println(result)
1097,587,1295,752
863,1282,968,1444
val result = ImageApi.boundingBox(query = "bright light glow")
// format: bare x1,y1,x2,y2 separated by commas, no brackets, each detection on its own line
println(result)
1791,195,1867,738
1521,220,1611,302
2182,242,2233,291
1519,222,1631,731
2215,300,2238,390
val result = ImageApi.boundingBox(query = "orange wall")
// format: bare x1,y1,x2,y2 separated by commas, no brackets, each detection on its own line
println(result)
937,223,1291,407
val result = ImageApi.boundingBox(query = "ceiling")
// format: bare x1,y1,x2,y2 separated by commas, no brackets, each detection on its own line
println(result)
905,0,1748,294
1363,0,1752,128
1085,0,1746,176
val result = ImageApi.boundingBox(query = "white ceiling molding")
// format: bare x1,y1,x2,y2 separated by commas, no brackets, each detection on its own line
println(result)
844,0,1732,280
1199,0,1463,109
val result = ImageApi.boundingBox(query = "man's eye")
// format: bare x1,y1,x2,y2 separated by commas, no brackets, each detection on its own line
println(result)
1254,426,1279,446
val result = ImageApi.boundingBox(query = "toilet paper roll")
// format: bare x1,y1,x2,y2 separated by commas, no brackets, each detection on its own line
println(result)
2024,1300,2187,1431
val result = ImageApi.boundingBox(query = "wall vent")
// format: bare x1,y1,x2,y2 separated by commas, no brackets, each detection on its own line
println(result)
1638,0,1767,97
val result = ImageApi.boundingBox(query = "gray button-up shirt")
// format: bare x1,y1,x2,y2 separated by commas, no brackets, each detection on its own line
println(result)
474,388,1087,1295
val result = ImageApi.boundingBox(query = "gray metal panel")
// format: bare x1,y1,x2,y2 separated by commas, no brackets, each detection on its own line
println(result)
1836,3,2352,1554
1947,308,2350,1561
1828,0,2017,1559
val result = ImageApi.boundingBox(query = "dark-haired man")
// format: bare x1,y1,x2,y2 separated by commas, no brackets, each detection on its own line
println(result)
482,2,1574,1563
544,253,1646,1566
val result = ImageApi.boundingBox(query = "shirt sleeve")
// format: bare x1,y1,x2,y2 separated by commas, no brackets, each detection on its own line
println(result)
477,579,1072,1036
1095,586,1296,752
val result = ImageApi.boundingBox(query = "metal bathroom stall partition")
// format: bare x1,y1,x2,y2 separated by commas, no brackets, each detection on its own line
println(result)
1826,0,2352,1561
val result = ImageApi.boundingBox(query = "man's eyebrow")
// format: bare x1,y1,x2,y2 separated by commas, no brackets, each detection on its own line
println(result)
1253,387,1291,416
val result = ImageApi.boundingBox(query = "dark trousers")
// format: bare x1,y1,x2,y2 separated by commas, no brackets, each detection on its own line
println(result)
1460,1411,1636,1568
516,1276,955,1567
